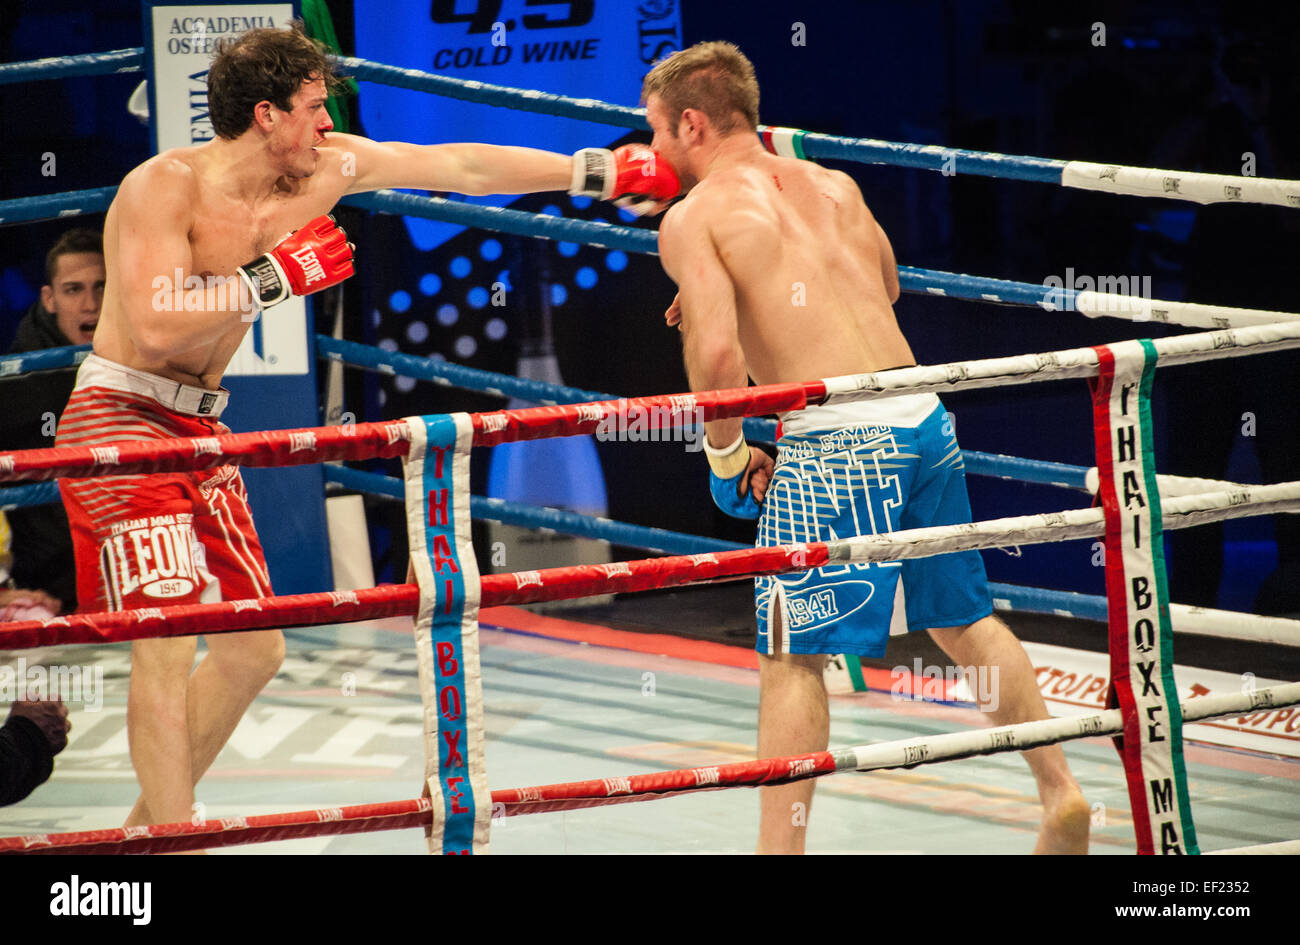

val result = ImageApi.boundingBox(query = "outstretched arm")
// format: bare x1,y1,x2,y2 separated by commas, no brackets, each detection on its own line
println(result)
335,133,571,197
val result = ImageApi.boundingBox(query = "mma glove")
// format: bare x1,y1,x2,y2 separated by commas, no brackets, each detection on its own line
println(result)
238,214,355,309
570,144,681,216
705,432,763,520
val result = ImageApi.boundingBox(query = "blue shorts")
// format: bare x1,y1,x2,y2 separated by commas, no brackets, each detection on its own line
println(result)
755,393,992,657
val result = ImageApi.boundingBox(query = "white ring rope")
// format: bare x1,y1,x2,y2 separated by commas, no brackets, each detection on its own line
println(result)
836,682,1300,773
1070,290,1300,330
1082,466,1295,508
1061,160,1300,209
1161,604,1300,647
821,321,1300,400
826,482,1300,567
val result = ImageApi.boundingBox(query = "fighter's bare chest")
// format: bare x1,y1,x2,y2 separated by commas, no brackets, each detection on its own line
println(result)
186,193,329,277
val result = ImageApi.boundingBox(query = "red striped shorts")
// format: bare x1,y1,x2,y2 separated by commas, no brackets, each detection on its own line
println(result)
56,355,272,613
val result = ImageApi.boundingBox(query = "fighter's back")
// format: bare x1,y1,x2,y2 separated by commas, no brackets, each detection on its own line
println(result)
688,152,915,386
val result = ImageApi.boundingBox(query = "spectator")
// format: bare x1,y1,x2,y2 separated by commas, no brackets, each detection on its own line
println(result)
2,228,105,612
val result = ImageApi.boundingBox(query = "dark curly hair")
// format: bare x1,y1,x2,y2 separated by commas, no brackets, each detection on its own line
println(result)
207,23,339,139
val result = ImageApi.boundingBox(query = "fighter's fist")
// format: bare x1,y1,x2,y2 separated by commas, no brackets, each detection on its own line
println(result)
238,214,355,309
704,432,772,520
570,144,681,216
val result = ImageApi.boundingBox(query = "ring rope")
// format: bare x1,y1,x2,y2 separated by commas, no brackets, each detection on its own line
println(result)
5,324,1300,483
322,465,1300,644
8,184,1298,334
0,49,142,84
3,47,1296,208
0,461,1244,643
326,464,746,556
5,681,1295,855
0,481,58,512
320,465,1300,645
0,344,89,375
989,583,1300,646
4,480,1299,650
0,186,115,226
315,465,1296,645
316,334,778,443
820,321,1300,400
0,335,1258,500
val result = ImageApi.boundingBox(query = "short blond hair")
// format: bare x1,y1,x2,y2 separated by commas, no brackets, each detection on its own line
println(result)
641,41,759,135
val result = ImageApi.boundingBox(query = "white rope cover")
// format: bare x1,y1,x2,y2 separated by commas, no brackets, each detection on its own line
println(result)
826,482,1300,566
1062,161,1300,208
821,321,1300,400
837,682,1300,772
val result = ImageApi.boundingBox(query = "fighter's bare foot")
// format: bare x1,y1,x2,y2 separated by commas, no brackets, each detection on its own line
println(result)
1033,787,1090,854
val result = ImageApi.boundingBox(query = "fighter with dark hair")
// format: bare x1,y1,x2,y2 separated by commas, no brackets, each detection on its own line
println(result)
59,24,680,833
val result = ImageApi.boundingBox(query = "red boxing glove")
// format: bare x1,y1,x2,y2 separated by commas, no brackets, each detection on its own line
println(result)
238,213,355,309
570,144,681,216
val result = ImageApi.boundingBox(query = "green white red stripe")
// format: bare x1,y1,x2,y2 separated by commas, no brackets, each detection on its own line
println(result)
759,126,807,160
1091,339,1198,855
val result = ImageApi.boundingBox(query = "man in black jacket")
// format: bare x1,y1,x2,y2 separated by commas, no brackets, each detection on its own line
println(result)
2,228,105,612
0,694,70,806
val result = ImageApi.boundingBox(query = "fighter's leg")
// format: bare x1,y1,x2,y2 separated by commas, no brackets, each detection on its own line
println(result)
124,634,200,827
756,629,828,855
125,628,284,826
927,614,1089,853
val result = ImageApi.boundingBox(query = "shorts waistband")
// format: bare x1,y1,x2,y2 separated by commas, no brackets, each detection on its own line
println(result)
74,354,230,418
780,391,941,437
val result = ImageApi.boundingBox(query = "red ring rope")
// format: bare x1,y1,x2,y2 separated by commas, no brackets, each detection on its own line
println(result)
0,382,819,483
0,544,826,649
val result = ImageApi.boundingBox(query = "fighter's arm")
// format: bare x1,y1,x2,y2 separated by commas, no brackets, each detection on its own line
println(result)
333,133,571,197
659,200,748,447
660,199,773,505
113,159,257,360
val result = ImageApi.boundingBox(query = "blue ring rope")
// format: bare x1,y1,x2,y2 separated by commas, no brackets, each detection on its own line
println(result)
332,56,648,128
0,345,91,375
325,467,1108,617
0,187,116,226
340,190,657,254
0,482,60,511
324,465,744,555
0,186,1091,320
961,450,1090,490
0,49,142,85
0,48,1069,186
988,582,1107,623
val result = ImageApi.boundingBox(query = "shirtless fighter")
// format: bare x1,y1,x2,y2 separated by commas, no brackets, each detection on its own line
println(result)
55,24,679,831
643,42,1090,854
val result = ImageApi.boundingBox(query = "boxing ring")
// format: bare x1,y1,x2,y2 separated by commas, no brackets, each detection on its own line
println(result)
2,42,1300,856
